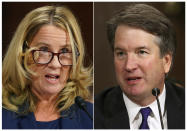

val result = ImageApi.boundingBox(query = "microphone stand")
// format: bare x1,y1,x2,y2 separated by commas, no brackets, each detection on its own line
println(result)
155,94,164,129
152,88,164,129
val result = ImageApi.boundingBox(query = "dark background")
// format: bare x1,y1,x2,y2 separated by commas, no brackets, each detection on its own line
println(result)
2,2,93,67
94,2,185,94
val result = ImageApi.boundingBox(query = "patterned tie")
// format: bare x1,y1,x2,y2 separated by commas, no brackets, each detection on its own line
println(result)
139,107,152,129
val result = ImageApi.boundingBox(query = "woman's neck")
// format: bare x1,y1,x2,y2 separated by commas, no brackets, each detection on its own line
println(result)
34,99,60,121
32,88,60,121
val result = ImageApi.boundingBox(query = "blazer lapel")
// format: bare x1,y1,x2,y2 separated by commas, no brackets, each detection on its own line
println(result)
104,86,130,129
105,109,130,129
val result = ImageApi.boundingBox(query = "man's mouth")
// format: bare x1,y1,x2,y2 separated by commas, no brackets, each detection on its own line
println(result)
126,77,142,85
127,77,141,81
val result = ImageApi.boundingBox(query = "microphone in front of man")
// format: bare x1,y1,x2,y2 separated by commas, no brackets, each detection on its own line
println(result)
75,96,93,120
152,88,164,129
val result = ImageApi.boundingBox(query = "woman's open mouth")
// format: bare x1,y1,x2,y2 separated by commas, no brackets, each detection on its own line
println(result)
45,74,60,84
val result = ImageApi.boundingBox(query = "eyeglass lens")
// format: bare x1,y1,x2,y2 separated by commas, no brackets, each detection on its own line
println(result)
33,50,72,65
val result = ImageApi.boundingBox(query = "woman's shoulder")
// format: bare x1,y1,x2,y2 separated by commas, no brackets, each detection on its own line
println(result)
69,101,93,129
3,107,35,129
2,108,20,129
83,101,93,116
3,107,17,119
72,100,93,116
85,101,93,109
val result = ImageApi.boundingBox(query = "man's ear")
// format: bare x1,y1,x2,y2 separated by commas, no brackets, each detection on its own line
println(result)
163,53,172,74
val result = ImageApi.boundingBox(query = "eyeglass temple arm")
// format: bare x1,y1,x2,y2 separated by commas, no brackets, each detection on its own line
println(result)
22,41,29,53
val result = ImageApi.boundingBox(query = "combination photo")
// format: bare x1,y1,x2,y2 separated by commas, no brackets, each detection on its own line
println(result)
2,2,185,129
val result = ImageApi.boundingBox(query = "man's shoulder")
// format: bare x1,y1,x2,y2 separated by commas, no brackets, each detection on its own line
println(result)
95,86,121,102
94,86,129,129
94,86,124,115
165,79,185,129
165,79,185,101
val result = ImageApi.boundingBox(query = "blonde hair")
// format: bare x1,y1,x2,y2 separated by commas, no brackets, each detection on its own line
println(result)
3,5,92,114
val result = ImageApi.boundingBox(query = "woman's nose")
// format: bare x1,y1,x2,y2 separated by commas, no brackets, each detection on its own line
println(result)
48,55,62,68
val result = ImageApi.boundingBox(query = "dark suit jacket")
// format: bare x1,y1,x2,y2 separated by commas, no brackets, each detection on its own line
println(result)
94,81,185,129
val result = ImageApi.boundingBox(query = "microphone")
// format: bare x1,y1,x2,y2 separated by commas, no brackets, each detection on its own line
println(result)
152,88,164,129
75,96,93,120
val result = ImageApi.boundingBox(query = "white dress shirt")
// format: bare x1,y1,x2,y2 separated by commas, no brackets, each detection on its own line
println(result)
123,85,167,129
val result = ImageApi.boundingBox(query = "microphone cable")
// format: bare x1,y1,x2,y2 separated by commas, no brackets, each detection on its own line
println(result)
152,88,164,129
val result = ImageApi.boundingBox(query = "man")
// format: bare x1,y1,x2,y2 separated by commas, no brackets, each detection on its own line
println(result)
94,4,185,129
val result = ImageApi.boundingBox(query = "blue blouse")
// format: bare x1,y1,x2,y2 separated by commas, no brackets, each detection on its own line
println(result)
2,102,93,129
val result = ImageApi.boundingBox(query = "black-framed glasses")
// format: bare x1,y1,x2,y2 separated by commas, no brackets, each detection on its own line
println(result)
32,50,73,66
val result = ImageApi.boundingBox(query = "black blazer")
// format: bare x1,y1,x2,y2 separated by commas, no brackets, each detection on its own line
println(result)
94,81,185,129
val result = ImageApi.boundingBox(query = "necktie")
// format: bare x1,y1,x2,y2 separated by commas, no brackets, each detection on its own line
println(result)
139,107,152,129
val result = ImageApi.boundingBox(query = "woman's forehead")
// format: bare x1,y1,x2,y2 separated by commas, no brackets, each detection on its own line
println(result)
30,25,71,47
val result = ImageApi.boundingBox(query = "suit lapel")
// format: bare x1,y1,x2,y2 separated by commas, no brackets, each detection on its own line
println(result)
105,109,130,129
104,86,130,129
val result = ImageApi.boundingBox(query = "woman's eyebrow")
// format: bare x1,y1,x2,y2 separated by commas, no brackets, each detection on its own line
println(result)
34,42,49,47
34,42,72,51
59,44,72,50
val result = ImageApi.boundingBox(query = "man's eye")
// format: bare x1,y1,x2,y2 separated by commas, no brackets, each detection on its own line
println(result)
115,51,126,59
116,51,124,56
60,48,70,53
138,50,148,55
39,46,49,51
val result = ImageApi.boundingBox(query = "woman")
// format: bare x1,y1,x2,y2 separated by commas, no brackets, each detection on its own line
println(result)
3,5,93,129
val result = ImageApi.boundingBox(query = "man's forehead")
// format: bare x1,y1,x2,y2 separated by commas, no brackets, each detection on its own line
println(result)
114,25,160,48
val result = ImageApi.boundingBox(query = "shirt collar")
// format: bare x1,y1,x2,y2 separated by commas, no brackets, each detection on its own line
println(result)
123,85,166,124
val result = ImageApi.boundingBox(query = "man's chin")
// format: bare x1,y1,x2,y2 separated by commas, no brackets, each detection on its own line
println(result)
123,86,148,98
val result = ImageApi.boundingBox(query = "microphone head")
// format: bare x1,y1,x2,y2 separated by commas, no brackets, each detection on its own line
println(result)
152,88,160,96
75,96,86,108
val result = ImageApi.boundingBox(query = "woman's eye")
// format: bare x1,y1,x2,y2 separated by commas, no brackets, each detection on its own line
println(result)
60,48,70,53
39,46,49,51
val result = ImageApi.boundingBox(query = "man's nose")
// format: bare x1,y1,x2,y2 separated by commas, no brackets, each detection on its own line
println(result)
48,55,61,68
125,55,138,72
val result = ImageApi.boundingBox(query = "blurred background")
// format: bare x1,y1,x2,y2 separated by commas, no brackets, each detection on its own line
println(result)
94,2,185,95
2,2,93,100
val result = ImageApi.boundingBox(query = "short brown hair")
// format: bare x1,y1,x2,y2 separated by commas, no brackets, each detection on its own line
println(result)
107,4,176,65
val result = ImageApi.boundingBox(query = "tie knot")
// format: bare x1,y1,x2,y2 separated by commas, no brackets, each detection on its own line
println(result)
140,107,152,120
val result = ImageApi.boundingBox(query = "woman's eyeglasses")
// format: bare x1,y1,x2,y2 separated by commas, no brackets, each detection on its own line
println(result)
32,50,73,66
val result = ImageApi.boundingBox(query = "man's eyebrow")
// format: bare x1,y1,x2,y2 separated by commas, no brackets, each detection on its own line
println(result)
114,47,123,51
136,46,149,50
114,46,149,51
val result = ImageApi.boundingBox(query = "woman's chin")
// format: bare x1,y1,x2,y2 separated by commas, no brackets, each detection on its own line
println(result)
41,85,63,96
